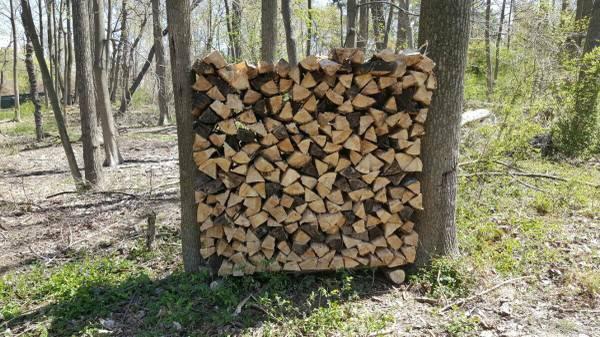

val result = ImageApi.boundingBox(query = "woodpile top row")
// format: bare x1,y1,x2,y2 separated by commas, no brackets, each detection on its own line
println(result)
190,48,435,276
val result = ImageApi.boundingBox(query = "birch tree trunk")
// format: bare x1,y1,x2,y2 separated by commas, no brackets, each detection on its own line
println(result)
9,0,20,121
21,0,83,186
416,0,472,266
231,0,242,60
72,0,103,186
25,39,43,141
165,0,202,273
152,0,170,125
281,0,297,65
261,0,277,62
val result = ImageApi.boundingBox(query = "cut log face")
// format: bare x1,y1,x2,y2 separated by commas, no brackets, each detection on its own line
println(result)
191,49,432,276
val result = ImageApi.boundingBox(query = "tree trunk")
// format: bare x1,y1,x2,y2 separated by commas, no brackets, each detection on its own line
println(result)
507,0,514,50
66,0,73,105
119,11,149,114
494,0,507,81
570,0,600,149
152,0,170,125
38,0,49,106
576,0,594,20
224,0,234,58
416,0,471,266
25,39,43,141
357,0,368,50
306,0,313,56
281,0,297,64
231,0,242,60
371,2,386,51
261,0,277,62
382,2,394,48
395,0,412,51
110,0,128,102
21,0,83,185
93,0,123,166
9,0,20,121
484,0,493,99
165,0,202,273
72,0,103,186
344,0,358,48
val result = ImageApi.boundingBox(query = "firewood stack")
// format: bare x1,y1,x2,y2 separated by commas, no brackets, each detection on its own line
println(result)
191,48,435,276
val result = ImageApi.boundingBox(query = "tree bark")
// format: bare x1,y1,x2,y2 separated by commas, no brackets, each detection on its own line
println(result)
484,0,493,98
576,0,594,20
371,2,386,51
281,0,297,64
119,10,149,114
344,0,358,48
110,0,128,102
9,0,20,121
72,0,103,186
165,0,202,273
261,0,277,62
507,0,514,50
152,0,170,125
494,0,507,81
231,0,242,60
306,0,313,56
66,0,73,105
25,39,43,141
357,0,369,50
416,0,471,266
382,1,394,48
21,0,83,185
93,0,123,166
395,0,412,51
570,0,600,149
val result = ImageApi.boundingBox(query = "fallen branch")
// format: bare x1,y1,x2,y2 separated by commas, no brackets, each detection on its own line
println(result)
441,275,534,312
459,171,599,188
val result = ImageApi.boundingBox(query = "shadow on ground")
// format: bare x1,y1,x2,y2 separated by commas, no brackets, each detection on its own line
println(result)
7,268,397,336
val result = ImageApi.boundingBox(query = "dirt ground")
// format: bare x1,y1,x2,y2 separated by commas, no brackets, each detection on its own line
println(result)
1,115,598,337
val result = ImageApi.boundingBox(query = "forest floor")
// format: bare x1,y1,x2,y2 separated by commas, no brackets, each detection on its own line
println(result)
0,105,599,337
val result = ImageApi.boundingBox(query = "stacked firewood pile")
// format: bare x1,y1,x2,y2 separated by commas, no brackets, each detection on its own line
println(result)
191,48,435,277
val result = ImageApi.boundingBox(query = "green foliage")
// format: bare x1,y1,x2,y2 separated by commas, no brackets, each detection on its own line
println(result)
445,312,480,337
410,258,473,299
553,47,600,155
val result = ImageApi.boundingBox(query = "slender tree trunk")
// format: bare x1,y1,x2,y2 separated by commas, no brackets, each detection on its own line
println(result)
231,0,242,60
224,0,233,58
65,0,73,105
494,0,507,81
110,0,128,102
396,0,412,51
485,0,493,98
569,0,600,149
152,0,170,125
72,0,103,186
261,0,277,62
306,0,313,56
9,0,20,121
46,0,53,88
507,0,514,50
281,0,297,64
63,0,69,105
38,0,49,106
357,0,368,50
344,0,358,48
25,39,43,141
21,0,83,185
93,0,123,166
371,2,386,51
165,0,202,273
382,2,394,48
415,0,471,266
119,11,148,114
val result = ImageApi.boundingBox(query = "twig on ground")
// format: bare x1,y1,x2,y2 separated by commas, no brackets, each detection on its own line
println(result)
46,190,139,199
234,293,253,316
368,329,395,336
414,297,439,305
441,275,534,312
459,171,599,188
